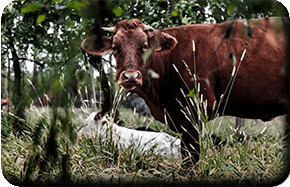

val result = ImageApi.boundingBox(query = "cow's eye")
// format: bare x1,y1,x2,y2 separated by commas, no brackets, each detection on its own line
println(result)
112,45,120,55
112,45,117,52
140,44,148,52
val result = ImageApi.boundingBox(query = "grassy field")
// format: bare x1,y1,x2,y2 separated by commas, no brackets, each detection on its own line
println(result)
1,104,289,185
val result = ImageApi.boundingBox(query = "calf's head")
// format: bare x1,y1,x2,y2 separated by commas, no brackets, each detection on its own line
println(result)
81,19,177,90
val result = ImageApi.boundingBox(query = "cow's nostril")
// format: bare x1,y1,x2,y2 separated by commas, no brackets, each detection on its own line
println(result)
119,71,143,89
124,72,139,80
123,73,129,80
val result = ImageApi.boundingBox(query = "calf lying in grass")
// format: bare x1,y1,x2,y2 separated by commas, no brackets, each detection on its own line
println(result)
78,112,181,159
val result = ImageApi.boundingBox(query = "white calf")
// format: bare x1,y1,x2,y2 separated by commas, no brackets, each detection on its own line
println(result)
78,112,181,159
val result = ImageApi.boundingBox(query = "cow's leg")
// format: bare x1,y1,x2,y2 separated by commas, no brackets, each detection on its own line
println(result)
165,109,201,171
166,109,201,164
181,121,200,166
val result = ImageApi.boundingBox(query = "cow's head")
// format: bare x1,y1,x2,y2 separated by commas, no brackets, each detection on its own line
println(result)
81,19,177,90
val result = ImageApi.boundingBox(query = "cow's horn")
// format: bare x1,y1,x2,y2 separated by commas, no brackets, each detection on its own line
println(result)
144,25,154,31
101,27,115,32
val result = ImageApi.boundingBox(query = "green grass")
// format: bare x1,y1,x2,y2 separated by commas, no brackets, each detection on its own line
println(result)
1,103,288,185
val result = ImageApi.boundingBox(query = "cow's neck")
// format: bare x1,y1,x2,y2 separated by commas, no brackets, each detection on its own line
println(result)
133,53,177,123
134,82,166,123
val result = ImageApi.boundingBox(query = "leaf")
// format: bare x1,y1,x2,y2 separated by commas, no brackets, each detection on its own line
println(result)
55,5,67,10
143,48,152,62
246,26,253,38
66,1,84,11
243,19,248,27
229,53,236,66
65,20,75,28
205,78,210,86
112,6,124,16
172,10,178,17
21,3,42,13
243,19,253,38
148,69,160,79
37,14,46,24
186,89,196,98
224,27,232,39
227,3,237,15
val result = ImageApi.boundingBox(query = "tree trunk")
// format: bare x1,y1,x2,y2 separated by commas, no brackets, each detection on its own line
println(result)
88,55,112,117
32,63,38,89
98,63,111,117
8,35,25,134
108,54,115,96
89,64,97,112
82,50,113,117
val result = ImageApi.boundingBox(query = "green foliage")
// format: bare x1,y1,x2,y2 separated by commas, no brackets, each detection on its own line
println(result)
112,6,124,17
108,0,205,28
237,0,287,18
2,106,78,185
36,14,46,24
246,25,253,38
66,1,84,10
143,48,153,62
21,3,42,13
186,89,197,98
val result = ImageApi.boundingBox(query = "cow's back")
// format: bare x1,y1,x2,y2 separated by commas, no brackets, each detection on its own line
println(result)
215,17,288,120
147,17,288,122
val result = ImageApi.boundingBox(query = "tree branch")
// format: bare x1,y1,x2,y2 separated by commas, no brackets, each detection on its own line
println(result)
13,58,44,68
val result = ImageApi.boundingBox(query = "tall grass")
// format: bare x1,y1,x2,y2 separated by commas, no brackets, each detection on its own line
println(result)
169,43,288,185
1,95,287,185
2,105,185,185
1,55,288,185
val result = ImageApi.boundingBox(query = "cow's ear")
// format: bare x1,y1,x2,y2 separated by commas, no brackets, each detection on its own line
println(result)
148,31,177,52
81,35,112,56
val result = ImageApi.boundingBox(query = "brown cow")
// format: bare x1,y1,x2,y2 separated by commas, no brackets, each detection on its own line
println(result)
1,99,10,106
81,17,288,164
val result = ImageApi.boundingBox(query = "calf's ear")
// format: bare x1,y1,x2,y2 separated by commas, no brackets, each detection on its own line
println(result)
148,31,177,52
81,35,112,56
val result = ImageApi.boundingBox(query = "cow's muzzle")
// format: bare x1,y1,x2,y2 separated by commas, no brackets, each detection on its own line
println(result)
118,70,142,90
